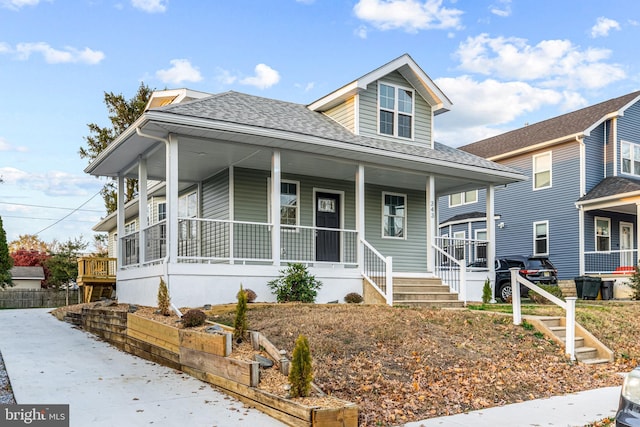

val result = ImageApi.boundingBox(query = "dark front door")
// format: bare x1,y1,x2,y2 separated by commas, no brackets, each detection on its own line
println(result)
316,192,340,262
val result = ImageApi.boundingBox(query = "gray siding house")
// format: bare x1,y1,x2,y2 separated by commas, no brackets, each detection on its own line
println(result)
87,54,524,307
438,91,640,284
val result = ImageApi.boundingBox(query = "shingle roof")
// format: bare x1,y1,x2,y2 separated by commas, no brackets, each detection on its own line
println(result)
10,266,45,280
440,211,488,225
461,91,640,159
154,91,519,175
578,176,640,202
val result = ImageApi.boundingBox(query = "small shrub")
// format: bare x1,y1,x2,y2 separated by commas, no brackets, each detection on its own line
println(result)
267,263,322,303
244,288,257,303
234,285,248,342
482,278,492,304
157,278,171,316
629,266,640,300
521,319,534,331
344,292,363,304
182,309,206,327
529,284,564,304
289,334,313,398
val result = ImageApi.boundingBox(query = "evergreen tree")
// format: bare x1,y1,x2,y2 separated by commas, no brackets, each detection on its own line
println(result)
288,334,313,398
79,83,153,214
0,216,13,288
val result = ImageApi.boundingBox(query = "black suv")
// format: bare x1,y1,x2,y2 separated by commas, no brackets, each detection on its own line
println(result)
494,255,558,302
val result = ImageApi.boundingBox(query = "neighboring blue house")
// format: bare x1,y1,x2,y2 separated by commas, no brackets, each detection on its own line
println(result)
86,54,525,307
438,91,640,283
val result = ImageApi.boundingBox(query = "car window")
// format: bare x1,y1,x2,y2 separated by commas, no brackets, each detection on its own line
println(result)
528,259,554,269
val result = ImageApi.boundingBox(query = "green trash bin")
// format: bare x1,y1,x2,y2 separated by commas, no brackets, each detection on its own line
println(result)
574,276,586,299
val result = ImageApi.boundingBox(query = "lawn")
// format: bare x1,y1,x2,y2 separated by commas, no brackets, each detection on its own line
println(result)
210,301,636,427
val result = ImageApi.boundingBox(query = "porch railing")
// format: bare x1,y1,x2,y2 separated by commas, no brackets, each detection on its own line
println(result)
433,236,488,301
584,249,638,274
128,218,359,266
361,239,393,305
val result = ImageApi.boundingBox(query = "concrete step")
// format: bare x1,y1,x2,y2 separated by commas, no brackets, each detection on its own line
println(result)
549,326,566,337
394,299,465,308
394,292,459,301
575,346,599,361
580,358,611,365
393,277,443,286
561,336,585,348
539,317,562,328
393,284,450,293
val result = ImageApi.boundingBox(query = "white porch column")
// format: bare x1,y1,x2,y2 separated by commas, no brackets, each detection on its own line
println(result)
426,175,436,272
636,203,640,265
166,135,179,265
578,206,585,275
486,185,496,303
271,150,281,266
116,174,125,270
356,164,365,268
229,166,235,264
138,157,148,265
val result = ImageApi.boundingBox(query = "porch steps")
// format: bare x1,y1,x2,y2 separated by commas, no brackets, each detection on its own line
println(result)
526,316,613,364
393,277,464,308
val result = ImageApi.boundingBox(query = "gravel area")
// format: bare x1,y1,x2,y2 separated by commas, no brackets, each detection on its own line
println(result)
0,350,16,404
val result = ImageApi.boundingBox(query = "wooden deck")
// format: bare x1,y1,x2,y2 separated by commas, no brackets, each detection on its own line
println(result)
77,257,116,302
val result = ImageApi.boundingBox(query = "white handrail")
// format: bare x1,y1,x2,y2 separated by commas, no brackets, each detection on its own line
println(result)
509,268,577,361
360,238,393,306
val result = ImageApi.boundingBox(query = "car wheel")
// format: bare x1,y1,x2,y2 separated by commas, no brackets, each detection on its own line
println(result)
499,283,512,303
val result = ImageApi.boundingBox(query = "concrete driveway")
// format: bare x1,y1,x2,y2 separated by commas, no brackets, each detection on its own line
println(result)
0,308,285,427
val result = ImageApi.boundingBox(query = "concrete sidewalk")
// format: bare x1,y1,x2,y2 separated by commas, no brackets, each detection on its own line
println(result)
0,309,622,427
0,308,285,427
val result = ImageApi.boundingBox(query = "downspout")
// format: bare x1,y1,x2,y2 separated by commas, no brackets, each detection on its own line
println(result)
135,127,182,318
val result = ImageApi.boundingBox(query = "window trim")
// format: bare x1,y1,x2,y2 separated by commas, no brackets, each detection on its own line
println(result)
533,151,552,190
533,220,549,256
382,191,407,240
267,179,301,229
178,191,198,240
621,140,640,177
449,190,478,207
595,216,611,252
377,81,415,140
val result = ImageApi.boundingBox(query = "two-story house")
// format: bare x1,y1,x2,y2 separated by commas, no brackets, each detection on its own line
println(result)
438,91,640,294
86,54,524,308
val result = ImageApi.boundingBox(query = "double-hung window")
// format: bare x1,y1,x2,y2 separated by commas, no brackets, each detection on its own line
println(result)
533,152,552,190
533,221,548,256
383,192,406,238
449,190,478,207
280,181,299,227
178,192,198,239
379,83,414,139
595,217,610,251
621,141,640,176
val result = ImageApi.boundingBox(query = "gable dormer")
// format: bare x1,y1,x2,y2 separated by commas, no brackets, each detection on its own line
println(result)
308,54,452,148
145,88,212,109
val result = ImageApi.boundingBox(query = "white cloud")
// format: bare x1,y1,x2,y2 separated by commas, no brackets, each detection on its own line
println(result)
0,137,28,152
489,0,511,17
455,34,626,89
131,0,167,13
215,68,238,85
590,17,621,38
239,64,280,89
354,25,368,39
0,0,43,10
295,82,315,92
7,42,105,64
155,59,203,85
353,0,463,33
0,167,101,197
433,76,577,146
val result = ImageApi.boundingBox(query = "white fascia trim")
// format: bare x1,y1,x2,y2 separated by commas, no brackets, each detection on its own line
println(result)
307,81,361,111
488,134,582,161
144,111,526,182
439,214,501,229
575,190,640,210
583,112,621,137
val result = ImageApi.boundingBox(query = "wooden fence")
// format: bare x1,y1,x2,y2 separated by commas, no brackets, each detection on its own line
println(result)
0,289,80,309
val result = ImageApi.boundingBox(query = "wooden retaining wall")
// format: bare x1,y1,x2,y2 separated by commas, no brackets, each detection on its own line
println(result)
75,307,357,427
0,289,79,309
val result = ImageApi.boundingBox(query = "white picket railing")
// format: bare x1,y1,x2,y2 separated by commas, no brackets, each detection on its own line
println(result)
361,239,393,306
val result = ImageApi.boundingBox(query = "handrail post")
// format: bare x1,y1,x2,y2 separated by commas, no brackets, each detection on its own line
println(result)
565,297,577,361
385,256,393,306
510,268,521,325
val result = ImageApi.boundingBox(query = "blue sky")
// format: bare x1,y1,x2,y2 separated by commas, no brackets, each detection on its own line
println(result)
1,0,639,249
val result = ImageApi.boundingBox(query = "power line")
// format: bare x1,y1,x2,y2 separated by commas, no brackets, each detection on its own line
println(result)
34,190,103,236
1,214,96,223
0,201,103,213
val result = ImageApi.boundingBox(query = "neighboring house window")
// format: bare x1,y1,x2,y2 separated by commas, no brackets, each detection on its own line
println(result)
280,181,299,226
449,190,478,207
383,192,406,238
158,203,166,221
179,191,198,239
621,141,640,176
378,83,414,139
124,221,136,235
595,217,611,251
533,152,552,190
533,221,549,256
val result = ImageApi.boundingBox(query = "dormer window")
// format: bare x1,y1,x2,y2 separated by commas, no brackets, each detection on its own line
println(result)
378,83,414,139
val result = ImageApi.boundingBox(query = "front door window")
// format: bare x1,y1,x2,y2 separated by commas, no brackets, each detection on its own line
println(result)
316,192,340,262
